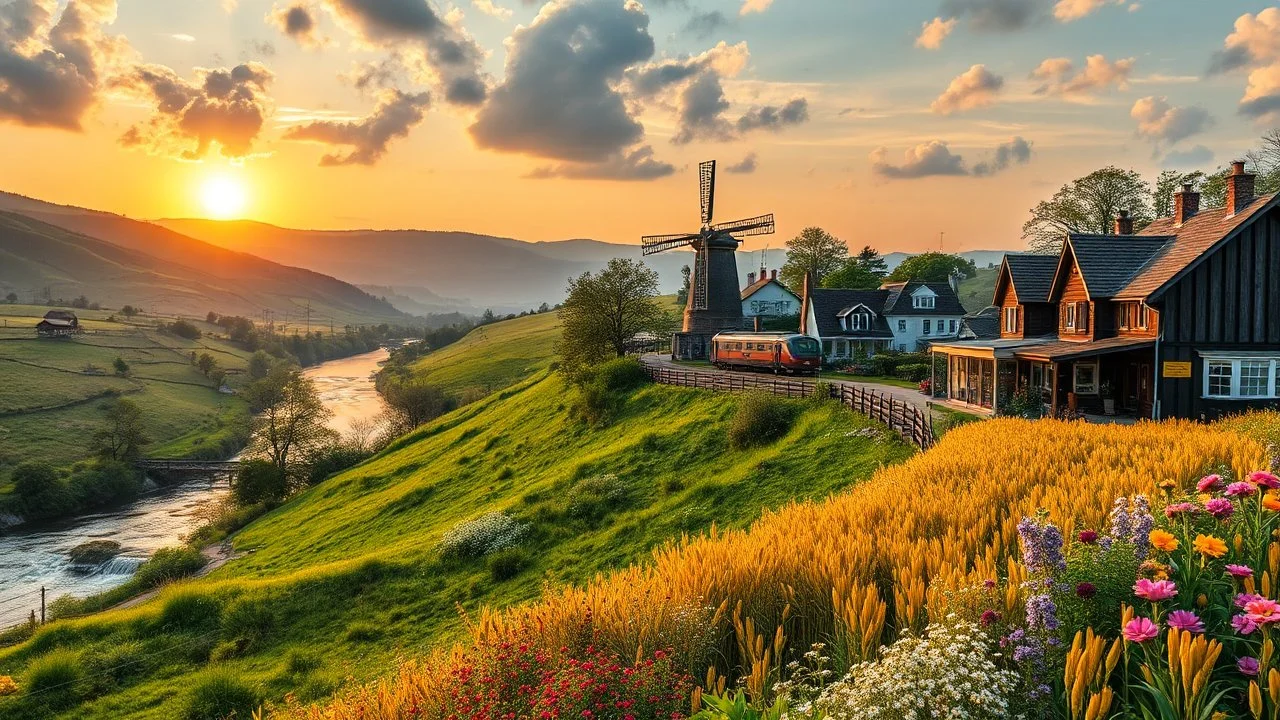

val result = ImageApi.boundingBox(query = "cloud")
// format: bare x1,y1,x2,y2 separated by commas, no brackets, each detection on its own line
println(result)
915,17,956,50
672,71,733,143
939,0,1042,32
1208,9,1280,121
114,62,274,159
528,145,674,181
931,64,1003,114
0,0,128,131
684,10,728,39
739,0,772,16
735,98,808,132
472,0,512,20
626,40,749,97
1162,145,1214,168
170,33,196,42
724,152,757,174
1053,0,1124,22
871,136,1031,179
1031,54,1134,97
1130,96,1213,145
267,3,324,48
320,0,487,106
343,58,400,90
284,88,429,165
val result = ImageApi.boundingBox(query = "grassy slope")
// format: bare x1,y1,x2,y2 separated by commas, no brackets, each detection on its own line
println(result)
0,371,913,718
958,265,998,313
407,311,560,396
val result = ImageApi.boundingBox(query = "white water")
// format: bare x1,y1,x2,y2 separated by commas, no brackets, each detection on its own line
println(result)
0,348,390,627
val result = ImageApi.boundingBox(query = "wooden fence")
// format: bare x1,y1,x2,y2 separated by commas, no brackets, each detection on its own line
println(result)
642,366,935,450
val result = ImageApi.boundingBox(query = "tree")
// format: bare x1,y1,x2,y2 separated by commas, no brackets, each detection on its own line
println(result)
11,462,71,519
676,264,691,305
247,350,273,380
90,398,150,462
197,353,216,377
232,459,288,505
887,252,977,283
855,246,888,278
1022,167,1153,253
822,260,882,290
206,311,219,324
4,292,16,304
557,258,664,377
170,319,202,339
382,379,454,433
481,309,496,324
120,305,138,317
244,364,336,476
112,357,130,377
779,227,847,290
1153,170,1206,218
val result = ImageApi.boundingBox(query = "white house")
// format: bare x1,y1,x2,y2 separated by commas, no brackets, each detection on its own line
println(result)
799,277,967,362
741,270,800,320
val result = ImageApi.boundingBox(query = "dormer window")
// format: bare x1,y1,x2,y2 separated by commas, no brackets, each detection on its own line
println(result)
1003,307,1019,333
913,295,936,310
849,312,871,331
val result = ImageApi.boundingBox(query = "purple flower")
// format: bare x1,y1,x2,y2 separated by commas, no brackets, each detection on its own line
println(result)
980,609,1000,627
1197,474,1224,492
1164,502,1197,519
1239,657,1261,676
1018,516,1066,574
1236,593,1266,609
1012,643,1042,662
1226,481,1258,497
1131,496,1154,559
1249,471,1280,489
1076,582,1097,599
1233,613,1259,636
1026,593,1060,631
1166,610,1205,633
1107,497,1132,542
1078,529,1098,544
1226,564,1255,578
983,578,996,590
1205,497,1234,520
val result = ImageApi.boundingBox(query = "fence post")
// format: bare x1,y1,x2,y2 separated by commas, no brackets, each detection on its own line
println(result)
40,586,45,624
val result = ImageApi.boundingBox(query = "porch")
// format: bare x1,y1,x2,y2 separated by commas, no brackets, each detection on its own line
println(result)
820,337,895,364
927,338,1052,415
1013,338,1155,419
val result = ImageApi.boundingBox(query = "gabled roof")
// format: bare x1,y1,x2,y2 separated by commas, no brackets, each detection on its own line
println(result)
998,253,1058,303
1115,193,1280,301
881,281,966,315
44,310,77,321
37,318,75,328
740,277,798,301
806,288,894,338
1053,234,1172,300
959,306,1001,340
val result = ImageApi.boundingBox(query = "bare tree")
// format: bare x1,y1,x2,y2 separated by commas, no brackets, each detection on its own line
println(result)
1022,167,1152,253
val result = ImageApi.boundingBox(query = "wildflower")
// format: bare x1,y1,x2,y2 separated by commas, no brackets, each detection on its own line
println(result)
0,676,16,697
1166,610,1205,633
1017,516,1066,574
1140,559,1170,580
1194,534,1229,557
1226,481,1258,497
1244,598,1280,624
1197,474,1224,492
1265,494,1280,512
1237,593,1266,608
1134,578,1177,601
1250,471,1280,489
1075,582,1097,599
1026,594,1060,631
1149,529,1179,552
1227,564,1255,578
1131,496,1154,559
1159,479,1177,493
1233,613,1259,635
1122,617,1159,643
1164,502,1197,518
1205,498,1234,520
1106,497,1131,539
983,578,996,590
1077,529,1098,544
1239,657,1261,677
980,609,1000,627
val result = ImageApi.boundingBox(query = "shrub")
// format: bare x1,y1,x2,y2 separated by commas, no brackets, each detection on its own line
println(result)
304,445,372,487
11,462,73,520
344,622,382,643
563,473,634,521
438,512,528,559
133,546,207,589
182,671,259,720
727,393,799,449
487,547,531,581
160,591,221,631
591,357,650,393
285,650,322,675
569,357,651,426
24,649,82,706
221,596,277,645
169,319,203,340
232,459,288,505
893,362,930,382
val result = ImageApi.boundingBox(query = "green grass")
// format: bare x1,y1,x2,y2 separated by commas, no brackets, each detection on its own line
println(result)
958,266,998,314
0,371,914,719
831,374,922,390
407,311,561,397
931,404,986,437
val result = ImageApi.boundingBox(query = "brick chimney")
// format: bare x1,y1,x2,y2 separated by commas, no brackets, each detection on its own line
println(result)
1174,184,1200,225
770,269,777,280
747,271,757,286
1227,160,1256,216
1114,209,1134,235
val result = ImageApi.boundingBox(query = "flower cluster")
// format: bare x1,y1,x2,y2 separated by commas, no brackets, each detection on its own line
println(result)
0,676,16,697
438,511,530,559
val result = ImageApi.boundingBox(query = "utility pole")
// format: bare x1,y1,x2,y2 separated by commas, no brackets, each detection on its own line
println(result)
939,231,945,252
305,302,312,335
40,586,45,624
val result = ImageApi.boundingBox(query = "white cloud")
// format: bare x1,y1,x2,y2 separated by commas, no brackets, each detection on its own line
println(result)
1130,96,1213,145
931,64,1003,115
1053,0,1125,22
1031,54,1134,98
471,0,511,21
915,17,956,50
170,33,196,42
740,0,772,16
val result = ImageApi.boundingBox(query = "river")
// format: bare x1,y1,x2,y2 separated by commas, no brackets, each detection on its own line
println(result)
0,348,390,628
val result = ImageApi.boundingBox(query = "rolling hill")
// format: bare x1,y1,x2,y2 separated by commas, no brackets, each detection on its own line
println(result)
0,194,409,325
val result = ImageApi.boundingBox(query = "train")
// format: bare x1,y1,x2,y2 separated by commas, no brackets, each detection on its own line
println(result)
710,332,823,375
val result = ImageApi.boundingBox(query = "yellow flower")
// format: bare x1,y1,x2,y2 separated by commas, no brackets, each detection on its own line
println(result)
1159,479,1177,493
1194,534,1228,558
1264,494,1280,512
1149,529,1179,552
0,675,17,696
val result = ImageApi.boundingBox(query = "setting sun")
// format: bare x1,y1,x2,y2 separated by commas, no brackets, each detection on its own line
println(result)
200,175,247,219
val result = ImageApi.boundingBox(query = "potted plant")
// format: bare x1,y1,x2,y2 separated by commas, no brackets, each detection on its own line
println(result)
1100,380,1115,415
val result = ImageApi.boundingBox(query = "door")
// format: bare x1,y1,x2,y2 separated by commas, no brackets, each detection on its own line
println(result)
1137,363,1152,418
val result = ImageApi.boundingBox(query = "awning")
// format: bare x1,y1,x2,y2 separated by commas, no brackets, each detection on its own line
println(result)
929,337,1054,359
1014,336,1154,362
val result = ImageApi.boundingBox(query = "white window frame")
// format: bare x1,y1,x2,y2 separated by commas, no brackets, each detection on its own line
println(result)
1200,355,1280,399
913,295,936,310
897,319,907,332
849,313,870,331
1065,304,1076,329
1003,307,1018,333
1074,362,1098,394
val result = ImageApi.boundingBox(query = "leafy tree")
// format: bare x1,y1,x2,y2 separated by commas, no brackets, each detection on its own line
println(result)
1153,170,1206,218
382,379,454,433
210,368,227,388
90,398,150,462
4,292,16,304
822,261,882,290
247,350,273,380
481,309,497,324
1022,167,1153,253
557,258,664,377
855,246,888,278
676,264,691,305
170,319,202,339
779,227,847,290
244,364,336,476
206,311,219,324
887,252,977,283
231,459,288,505
120,305,138,317
197,353,216,377
112,357,129,377
12,462,72,518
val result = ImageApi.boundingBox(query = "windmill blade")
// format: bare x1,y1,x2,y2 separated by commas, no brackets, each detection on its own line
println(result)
712,213,775,238
699,160,716,226
641,232,699,256
693,247,708,310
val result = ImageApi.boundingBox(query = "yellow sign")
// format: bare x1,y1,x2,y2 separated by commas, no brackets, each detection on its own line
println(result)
1163,361,1192,378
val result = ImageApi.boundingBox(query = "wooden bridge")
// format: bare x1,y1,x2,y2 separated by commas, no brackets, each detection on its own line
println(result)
135,459,242,475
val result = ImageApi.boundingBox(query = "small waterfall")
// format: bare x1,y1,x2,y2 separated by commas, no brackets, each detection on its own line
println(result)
95,556,146,576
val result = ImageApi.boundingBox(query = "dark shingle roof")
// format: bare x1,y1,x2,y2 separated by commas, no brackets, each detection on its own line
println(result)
1002,254,1058,303
807,288,894,338
1115,193,1279,300
740,277,797,301
1065,234,1173,298
1013,336,1155,362
881,281,967,315
959,306,1001,340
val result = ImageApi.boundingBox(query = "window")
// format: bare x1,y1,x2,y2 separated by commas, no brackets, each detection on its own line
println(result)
913,295,936,310
849,313,870,331
898,319,907,332
1074,363,1098,394
949,319,957,334
923,319,932,336
1202,356,1280,399
1064,304,1076,329
1003,307,1018,333
1117,302,1152,330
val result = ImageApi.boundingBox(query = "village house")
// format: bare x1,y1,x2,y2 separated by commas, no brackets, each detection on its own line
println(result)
740,269,800,322
930,162,1280,420
798,274,967,362
35,310,80,338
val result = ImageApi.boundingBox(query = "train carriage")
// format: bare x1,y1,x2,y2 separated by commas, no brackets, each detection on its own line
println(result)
710,332,822,375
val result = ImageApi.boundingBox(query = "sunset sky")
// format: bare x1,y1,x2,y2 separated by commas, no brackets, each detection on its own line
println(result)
2,0,1278,253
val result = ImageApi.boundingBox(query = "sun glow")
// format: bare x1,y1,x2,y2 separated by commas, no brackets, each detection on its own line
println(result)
200,175,248,219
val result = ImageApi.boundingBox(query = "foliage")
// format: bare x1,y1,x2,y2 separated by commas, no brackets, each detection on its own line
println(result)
1002,385,1045,418
169,320,203,340
438,511,529,560
10,462,71,519
557,258,666,379
23,649,82,709
887,251,977,283
89,397,150,461
1023,166,1153,253
487,547,532,581
822,247,887,290
728,393,800,449
232,459,289,505
695,689,789,720
380,378,454,433
112,356,129,377
893,363,930,382
247,350,273,380
244,364,337,476
302,443,373,488
779,226,848,291
1153,170,1207,218
131,546,208,589
678,264,692,305
569,357,652,426
181,670,259,720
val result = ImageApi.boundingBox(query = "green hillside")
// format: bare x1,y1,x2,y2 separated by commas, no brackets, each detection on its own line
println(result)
407,311,561,397
0,368,913,718
958,265,998,313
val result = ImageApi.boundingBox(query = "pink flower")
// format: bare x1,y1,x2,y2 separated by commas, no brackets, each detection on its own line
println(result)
1233,613,1259,635
1164,502,1197,518
1226,481,1258,497
980,609,1000,627
1250,471,1280,489
1134,578,1178,602
1123,617,1160,643
1237,593,1266,609
1245,598,1280,624
1205,498,1234,519
1166,610,1205,633
1197,474,1224,492
1226,564,1255,578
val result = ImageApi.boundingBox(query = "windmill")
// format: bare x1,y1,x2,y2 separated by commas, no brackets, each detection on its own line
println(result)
641,160,775,341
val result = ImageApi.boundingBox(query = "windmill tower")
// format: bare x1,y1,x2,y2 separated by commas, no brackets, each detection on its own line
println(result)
641,160,776,359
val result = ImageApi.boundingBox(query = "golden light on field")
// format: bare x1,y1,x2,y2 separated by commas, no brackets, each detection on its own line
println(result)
199,174,248,219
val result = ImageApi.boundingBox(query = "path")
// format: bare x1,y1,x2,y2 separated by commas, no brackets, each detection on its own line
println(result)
108,542,238,612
